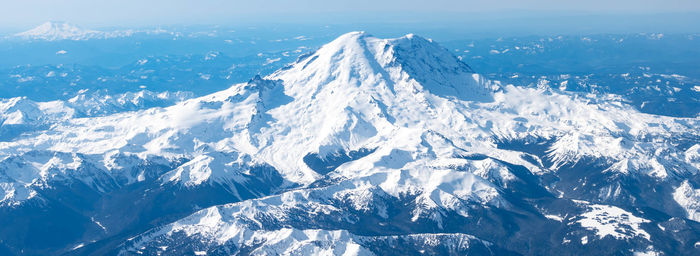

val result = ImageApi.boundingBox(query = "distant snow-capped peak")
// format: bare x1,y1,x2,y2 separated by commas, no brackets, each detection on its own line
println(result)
14,22,132,41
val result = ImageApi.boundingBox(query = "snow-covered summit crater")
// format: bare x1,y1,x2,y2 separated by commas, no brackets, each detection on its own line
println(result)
272,31,495,102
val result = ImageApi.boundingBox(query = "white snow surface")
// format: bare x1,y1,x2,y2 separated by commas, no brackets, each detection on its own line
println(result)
576,203,651,241
673,180,700,222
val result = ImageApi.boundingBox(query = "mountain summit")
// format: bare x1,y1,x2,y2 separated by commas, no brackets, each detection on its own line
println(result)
0,32,698,255
271,32,493,102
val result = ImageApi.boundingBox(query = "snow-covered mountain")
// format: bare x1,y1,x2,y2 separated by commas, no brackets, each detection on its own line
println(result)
13,22,133,41
0,32,698,255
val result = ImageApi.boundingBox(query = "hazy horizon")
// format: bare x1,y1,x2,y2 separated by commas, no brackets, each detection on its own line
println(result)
2,12,699,41
2,0,700,36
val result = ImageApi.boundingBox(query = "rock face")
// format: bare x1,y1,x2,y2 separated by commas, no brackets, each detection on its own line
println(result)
0,32,698,255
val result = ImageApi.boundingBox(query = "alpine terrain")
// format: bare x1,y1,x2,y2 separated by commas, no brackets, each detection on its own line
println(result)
0,32,699,255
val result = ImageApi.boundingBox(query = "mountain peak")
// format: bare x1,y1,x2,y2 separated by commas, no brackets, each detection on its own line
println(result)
14,21,131,41
15,21,101,41
1,30,699,255
271,32,491,102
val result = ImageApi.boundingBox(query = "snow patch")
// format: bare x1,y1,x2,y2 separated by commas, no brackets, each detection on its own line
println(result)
576,204,650,241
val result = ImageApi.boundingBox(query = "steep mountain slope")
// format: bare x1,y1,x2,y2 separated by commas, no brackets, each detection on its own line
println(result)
0,32,698,255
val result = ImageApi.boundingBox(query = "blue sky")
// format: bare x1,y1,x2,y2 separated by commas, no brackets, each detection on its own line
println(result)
2,0,699,29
